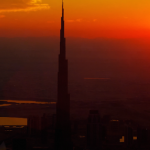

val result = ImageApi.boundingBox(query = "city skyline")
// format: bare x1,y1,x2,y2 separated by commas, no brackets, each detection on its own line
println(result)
0,1,150,149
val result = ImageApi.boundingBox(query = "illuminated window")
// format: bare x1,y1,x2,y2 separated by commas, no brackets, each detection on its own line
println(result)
111,120,119,122
133,136,137,140
120,136,124,142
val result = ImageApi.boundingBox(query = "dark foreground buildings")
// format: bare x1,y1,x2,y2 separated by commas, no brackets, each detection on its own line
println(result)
87,110,102,150
54,1,72,150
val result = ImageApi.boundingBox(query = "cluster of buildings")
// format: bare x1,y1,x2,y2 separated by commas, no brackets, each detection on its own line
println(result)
0,111,149,150
0,1,149,150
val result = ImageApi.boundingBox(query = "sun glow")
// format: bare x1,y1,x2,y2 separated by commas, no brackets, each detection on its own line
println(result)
0,0,150,38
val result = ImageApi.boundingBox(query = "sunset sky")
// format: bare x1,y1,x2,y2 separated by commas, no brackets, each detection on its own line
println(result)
0,0,150,38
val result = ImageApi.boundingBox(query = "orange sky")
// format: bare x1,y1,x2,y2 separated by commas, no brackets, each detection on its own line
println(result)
0,0,150,38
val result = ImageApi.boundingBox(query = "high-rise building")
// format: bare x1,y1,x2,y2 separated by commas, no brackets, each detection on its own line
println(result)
52,114,56,132
41,113,51,144
137,127,149,148
125,125,133,148
54,1,72,150
27,115,41,137
107,120,122,146
87,110,102,150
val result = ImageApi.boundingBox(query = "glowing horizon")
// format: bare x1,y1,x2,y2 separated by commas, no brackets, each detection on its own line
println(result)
0,0,150,38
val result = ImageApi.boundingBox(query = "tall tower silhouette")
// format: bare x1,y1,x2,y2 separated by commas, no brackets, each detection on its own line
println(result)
55,1,72,150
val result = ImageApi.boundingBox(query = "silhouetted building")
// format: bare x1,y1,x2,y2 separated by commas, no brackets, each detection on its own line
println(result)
101,125,107,141
125,125,133,148
87,110,102,150
52,114,56,132
41,113,51,144
73,120,78,134
54,1,72,150
107,120,122,147
27,116,41,137
12,138,26,150
137,127,149,148
0,126,5,133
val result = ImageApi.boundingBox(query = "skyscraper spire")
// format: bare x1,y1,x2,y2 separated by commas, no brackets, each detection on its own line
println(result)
62,0,64,16
55,2,72,150
60,0,65,57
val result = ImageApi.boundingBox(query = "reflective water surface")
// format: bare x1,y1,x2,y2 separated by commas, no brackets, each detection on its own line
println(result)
0,117,27,125
0,100,56,107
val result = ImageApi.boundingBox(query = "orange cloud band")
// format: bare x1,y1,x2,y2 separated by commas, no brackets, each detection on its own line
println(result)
0,0,50,13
